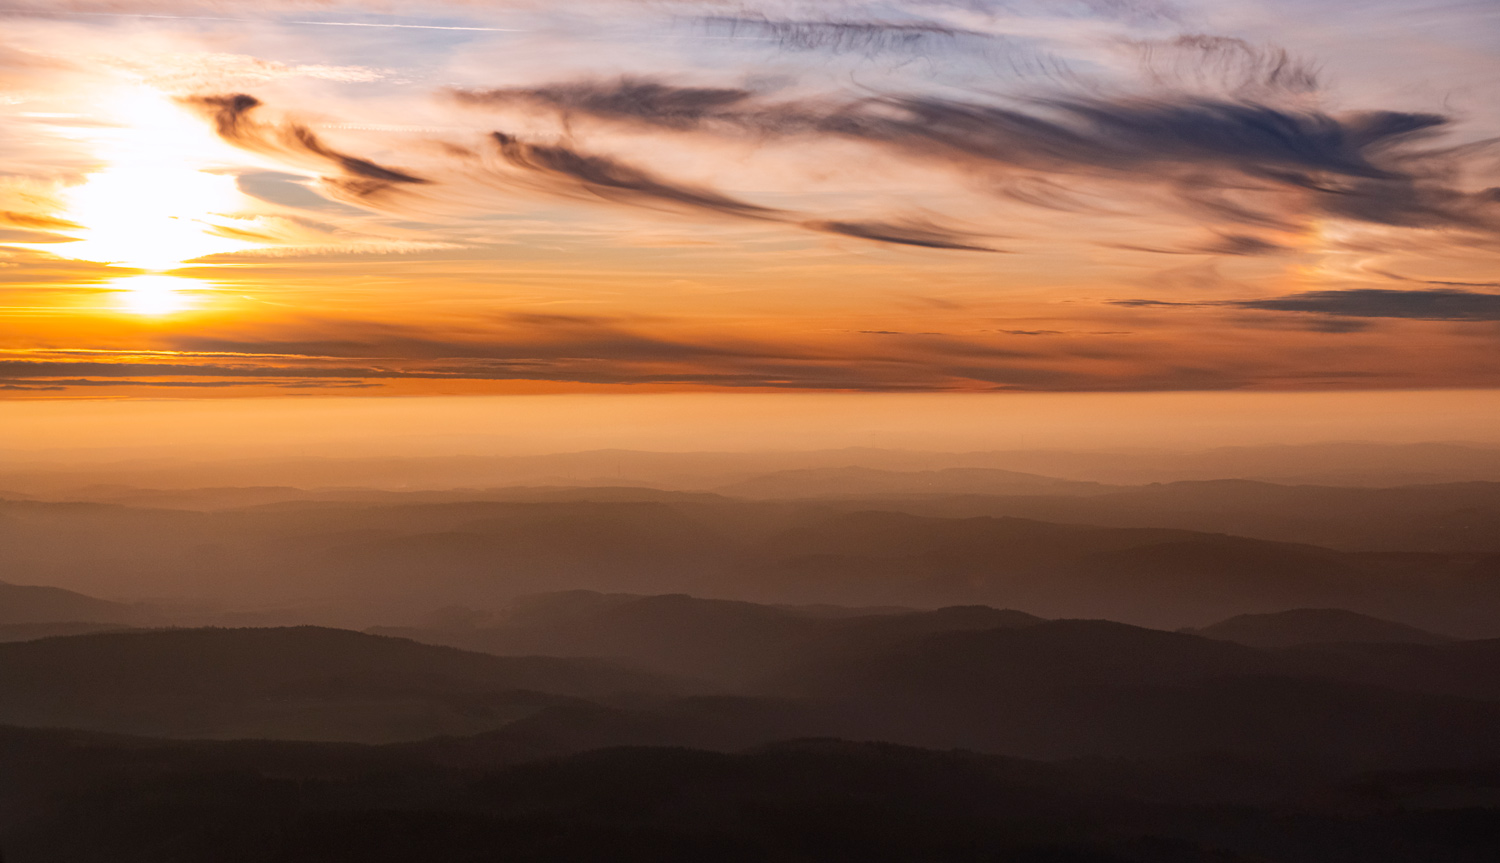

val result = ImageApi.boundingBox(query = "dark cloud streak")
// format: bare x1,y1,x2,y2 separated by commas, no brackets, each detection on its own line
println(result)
1235,288,1500,321
186,94,428,197
455,79,754,130
189,90,990,252
460,76,1495,234
486,131,781,219
693,14,1029,63
477,131,993,250
803,219,999,251
1112,288,1500,321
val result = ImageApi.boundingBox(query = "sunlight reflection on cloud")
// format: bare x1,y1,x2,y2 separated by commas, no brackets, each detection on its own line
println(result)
114,274,199,315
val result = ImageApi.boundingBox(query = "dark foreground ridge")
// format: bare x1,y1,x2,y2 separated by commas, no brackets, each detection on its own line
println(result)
3,727,1499,862
5,614,1500,763
1,603,1499,859
2,460,1500,860
1184,607,1457,648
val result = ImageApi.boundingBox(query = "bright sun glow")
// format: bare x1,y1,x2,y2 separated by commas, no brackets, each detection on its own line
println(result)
60,87,257,270
115,274,198,316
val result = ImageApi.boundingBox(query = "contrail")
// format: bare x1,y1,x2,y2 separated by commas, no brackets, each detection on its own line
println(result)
286,19,524,32
0,10,525,32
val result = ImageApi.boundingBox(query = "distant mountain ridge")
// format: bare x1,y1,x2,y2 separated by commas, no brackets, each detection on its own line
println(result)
715,466,1113,499
1186,608,1457,647
6,495,1500,634
854,479,1500,553
6,441,1500,496
375,591,1045,685
0,580,138,626
6,606,1500,763
10,727,1500,863
0,626,683,742
0,622,134,643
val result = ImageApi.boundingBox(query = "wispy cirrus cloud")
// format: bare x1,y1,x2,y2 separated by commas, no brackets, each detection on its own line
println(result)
186,94,429,198
481,131,781,220
455,75,1491,238
187,91,1000,251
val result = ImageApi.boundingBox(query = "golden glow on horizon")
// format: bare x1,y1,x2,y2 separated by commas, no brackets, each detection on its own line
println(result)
114,274,197,316
58,87,256,270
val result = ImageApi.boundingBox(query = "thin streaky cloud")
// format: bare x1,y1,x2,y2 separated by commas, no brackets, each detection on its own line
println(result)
2,10,526,31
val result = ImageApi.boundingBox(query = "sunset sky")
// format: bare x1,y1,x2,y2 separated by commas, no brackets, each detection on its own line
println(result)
2,0,1499,398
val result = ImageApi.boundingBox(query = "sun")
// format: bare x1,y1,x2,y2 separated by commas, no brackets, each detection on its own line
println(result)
114,274,197,316
58,86,260,270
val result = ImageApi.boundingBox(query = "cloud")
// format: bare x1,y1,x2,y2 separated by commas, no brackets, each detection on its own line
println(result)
108,53,387,91
455,79,756,130
1112,288,1500,321
1197,233,1287,256
694,15,1000,58
144,313,1048,390
1374,271,1500,289
185,94,429,197
234,172,359,213
135,312,1353,392
483,131,781,219
163,312,795,365
8,299,1499,393
0,360,438,379
459,77,1445,179
460,75,1494,235
1110,299,1198,308
0,377,372,389
1132,34,1321,97
189,91,994,251
1,210,81,231
803,218,998,251
1106,232,1290,255
1233,288,1500,321
476,136,999,248
0,227,79,244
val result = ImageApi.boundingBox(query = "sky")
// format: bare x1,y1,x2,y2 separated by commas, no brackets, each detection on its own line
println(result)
1,0,1499,400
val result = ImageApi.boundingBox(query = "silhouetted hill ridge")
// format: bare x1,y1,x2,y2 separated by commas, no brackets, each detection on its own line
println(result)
5,492,1500,634
716,466,1114,499
776,619,1278,697
377,593,1046,686
0,622,135,643
0,580,137,626
0,626,671,695
20,724,1498,863
843,479,1500,554
0,626,683,742
1187,609,1457,648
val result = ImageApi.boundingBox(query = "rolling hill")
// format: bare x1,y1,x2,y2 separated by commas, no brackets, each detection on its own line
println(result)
0,626,682,742
1186,608,1457,647
0,580,138,626
715,466,1112,499
376,592,1044,685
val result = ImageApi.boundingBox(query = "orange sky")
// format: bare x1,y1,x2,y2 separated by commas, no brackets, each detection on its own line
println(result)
6,390,1500,462
2,1,1499,400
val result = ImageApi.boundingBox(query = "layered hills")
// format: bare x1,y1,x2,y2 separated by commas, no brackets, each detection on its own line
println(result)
5,495,1499,633
0,626,677,742
1186,608,1456,648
